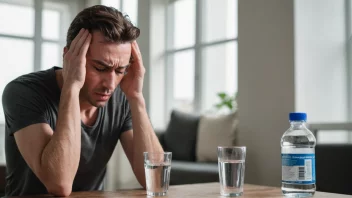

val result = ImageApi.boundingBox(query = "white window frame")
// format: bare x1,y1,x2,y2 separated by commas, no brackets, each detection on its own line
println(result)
347,0,352,122
307,0,352,143
0,0,74,124
165,0,237,117
101,0,124,11
100,0,138,26
0,0,71,71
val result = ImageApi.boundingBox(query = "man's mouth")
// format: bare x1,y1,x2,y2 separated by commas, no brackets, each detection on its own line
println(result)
95,93,111,101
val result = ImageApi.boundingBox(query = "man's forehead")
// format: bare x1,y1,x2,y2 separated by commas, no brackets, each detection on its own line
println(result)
89,35,131,51
87,43,131,57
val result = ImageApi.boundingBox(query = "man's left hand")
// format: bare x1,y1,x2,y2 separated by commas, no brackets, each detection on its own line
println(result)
120,41,145,101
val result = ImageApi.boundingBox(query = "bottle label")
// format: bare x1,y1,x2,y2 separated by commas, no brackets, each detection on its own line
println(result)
281,153,315,184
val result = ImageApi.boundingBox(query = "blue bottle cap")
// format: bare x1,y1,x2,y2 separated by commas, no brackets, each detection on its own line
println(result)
289,112,307,121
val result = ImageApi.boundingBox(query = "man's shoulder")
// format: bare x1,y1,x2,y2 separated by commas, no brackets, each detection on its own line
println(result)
12,67,55,84
5,67,58,92
3,67,60,104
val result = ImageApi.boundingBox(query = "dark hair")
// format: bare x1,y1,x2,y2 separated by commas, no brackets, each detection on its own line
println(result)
66,5,140,48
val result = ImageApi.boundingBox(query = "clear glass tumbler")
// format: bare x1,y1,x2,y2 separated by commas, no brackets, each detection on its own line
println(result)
144,152,172,196
218,146,246,197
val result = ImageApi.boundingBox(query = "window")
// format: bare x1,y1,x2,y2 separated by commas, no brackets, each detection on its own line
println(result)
295,0,350,143
166,0,238,118
172,50,195,112
0,0,71,123
101,0,138,26
41,1,69,70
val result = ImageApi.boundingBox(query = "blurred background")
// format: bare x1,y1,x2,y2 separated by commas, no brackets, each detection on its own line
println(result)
0,0,351,194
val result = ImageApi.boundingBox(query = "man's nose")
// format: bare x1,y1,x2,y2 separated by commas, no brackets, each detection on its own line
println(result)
102,71,117,91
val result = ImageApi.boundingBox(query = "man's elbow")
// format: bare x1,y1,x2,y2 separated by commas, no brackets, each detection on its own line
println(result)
133,167,147,189
141,182,147,190
46,183,72,197
137,175,147,190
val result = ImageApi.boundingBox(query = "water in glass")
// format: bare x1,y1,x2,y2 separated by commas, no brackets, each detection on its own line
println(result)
219,159,245,197
145,163,171,196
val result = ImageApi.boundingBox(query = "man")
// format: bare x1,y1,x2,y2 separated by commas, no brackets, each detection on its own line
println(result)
2,5,163,196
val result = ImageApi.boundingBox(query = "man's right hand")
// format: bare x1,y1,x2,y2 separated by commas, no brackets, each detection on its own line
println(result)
62,28,91,90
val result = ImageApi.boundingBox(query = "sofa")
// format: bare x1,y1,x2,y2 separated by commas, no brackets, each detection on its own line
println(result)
156,110,352,195
156,131,219,185
315,144,352,195
155,110,238,185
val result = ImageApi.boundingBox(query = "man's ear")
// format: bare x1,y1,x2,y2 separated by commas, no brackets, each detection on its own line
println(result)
63,47,68,58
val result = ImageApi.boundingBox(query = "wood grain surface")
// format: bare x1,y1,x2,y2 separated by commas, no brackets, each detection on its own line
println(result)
5,182,351,198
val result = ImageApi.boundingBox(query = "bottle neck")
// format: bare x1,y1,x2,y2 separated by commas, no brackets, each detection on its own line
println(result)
289,121,307,130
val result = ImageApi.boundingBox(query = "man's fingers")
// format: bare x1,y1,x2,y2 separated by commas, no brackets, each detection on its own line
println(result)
69,28,85,54
130,41,145,75
131,41,142,62
78,33,92,58
73,30,89,56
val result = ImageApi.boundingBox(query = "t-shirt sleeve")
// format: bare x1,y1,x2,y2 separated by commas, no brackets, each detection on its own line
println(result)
2,81,49,136
120,101,132,133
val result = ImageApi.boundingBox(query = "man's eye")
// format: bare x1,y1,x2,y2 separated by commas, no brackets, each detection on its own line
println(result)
115,69,126,75
94,66,106,72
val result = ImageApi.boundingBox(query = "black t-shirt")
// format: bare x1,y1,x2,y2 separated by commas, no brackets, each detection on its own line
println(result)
2,67,132,196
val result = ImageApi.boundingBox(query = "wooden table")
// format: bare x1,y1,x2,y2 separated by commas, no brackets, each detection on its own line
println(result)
5,182,351,197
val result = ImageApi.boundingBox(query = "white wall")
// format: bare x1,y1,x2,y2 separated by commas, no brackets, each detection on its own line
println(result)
237,0,295,187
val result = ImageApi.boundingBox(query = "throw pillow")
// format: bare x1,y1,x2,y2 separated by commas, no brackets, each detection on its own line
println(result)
164,110,200,161
196,112,238,162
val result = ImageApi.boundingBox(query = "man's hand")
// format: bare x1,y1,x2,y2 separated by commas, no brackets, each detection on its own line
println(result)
120,41,145,100
62,28,91,90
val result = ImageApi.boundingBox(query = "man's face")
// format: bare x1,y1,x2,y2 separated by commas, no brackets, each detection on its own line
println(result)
81,31,131,107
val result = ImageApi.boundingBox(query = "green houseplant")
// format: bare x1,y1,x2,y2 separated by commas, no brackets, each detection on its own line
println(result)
214,92,237,112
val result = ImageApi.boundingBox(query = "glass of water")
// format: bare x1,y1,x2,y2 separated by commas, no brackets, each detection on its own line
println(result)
218,146,246,197
144,152,172,196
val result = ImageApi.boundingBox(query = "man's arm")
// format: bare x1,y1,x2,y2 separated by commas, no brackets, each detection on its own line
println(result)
13,28,91,196
15,88,81,196
120,97,163,188
120,41,163,188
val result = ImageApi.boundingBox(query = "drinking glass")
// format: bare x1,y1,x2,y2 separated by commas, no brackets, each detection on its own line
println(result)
218,146,246,197
144,152,172,196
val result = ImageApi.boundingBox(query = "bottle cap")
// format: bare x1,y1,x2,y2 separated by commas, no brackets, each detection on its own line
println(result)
289,112,307,121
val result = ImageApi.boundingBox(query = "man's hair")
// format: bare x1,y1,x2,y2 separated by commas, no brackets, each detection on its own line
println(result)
66,5,140,48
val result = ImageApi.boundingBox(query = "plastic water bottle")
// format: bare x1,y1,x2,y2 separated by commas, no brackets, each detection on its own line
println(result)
281,112,316,197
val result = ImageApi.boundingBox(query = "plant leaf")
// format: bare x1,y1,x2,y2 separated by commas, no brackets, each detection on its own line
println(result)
218,92,227,100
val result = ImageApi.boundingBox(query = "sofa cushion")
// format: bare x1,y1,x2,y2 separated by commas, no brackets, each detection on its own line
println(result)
164,110,200,161
196,112,238,162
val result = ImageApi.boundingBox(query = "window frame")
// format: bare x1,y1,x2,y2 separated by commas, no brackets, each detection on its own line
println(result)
346,0,352,142
100,0,138,26
0,0,69,71
165,0,238,117
0,0,72,124
295,0,352,144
